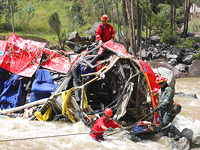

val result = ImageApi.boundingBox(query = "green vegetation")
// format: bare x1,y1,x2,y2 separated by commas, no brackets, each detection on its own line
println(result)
0,0,198,57
161,26,180,45
193,51,200,60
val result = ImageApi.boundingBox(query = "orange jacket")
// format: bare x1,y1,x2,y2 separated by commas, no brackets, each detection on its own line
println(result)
96,23,115,43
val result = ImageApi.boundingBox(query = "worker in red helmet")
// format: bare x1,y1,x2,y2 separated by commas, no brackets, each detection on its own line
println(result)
153,88,182,121
154,76,182,141
89,108,123,142
96,14,115,45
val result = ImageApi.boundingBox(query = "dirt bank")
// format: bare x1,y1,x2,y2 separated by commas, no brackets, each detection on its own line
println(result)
0,35,50,47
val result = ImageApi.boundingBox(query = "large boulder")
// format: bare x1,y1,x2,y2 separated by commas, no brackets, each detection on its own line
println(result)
150,36,161,45
171,137,190,150
152,67,176,91
147,59,182,77
181,128,194,143
85,22,100,36
67,31,80,43
175,63,187,72
172,48,183,63
140,49,148,59
189,60,200,75
182,55,194,65
166,53,178,61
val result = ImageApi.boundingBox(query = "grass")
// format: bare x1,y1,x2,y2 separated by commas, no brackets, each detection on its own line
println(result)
0,32,59,45
188,18,200,33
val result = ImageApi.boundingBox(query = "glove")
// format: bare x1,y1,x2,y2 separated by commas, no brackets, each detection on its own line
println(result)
107,127,113,132
120,127,125,131
111,39,114,42
99,40,103,45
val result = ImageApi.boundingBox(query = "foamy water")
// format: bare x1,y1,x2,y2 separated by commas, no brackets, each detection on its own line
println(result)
0,77,199,150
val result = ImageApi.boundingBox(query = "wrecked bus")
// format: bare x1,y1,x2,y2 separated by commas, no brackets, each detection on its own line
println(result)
0,33,159,127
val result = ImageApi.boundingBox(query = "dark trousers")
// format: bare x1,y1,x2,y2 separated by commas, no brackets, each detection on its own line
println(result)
159,111,181,136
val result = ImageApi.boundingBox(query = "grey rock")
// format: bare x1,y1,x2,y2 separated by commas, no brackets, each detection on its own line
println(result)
148,59,182,78
172,48,183,63
177,93,198,99
171,137,190,150
175,63,186,72
189,60,200,75
153,47,158,53
153,67,176,91
193,136,200,145
166,53,178,61
182,55,193,65
168,59,177,66
85,22,100,36
155,43,160,47
141,49,148,59
181,128,194,143
150,36,161,45
66,41,75,49
67,31,80,43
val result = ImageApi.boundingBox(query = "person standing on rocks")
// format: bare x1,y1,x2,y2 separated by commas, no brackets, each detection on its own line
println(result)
96,14,115,45
154,76,182,141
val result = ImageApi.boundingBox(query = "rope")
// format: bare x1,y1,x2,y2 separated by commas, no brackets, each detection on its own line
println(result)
126,110,155,130
0,131,107,142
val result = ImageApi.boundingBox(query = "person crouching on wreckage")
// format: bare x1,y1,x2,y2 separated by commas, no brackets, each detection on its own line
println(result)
153,76,182,141
89,108,123,142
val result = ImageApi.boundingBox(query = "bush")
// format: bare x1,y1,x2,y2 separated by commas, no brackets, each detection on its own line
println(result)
161,27,179,45
193,50,200,60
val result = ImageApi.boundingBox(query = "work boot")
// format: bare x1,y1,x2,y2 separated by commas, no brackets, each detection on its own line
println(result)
174,134,181,141
162,130,168,136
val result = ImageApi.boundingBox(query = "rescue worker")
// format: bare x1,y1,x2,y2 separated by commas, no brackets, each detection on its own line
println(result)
152,88,182,122
89,108,123,142
154,76,182,141
96,14,115,45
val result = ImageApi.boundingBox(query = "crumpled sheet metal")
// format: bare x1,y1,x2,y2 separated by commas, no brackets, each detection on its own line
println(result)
41,48,71,74
0,33,46,77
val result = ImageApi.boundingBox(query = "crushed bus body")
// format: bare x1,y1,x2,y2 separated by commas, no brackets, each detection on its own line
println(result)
0,33,158,128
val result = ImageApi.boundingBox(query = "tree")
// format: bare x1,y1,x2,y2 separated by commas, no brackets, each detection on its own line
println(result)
102,0,106,14
136,0,141,53
183,0,190,36
121,0,129,49
9,0,14,33
0,0,6,22
145,0,149,45
171,0,174,33
48,12,62,49
173,0,176,31
113,0,120,42
125,0,136,56
131,0,136,52
149,0,153,40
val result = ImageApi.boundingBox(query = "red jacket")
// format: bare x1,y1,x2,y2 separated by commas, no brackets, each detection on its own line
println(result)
90,116,119,139
96,23,115,43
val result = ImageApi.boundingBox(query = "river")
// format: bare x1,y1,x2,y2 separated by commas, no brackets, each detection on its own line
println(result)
0,77,199,150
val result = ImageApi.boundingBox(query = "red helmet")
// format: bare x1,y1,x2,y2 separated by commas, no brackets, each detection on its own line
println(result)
104,108,113,116
101,14,109,21
155,76,167,84
152,88,159,96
